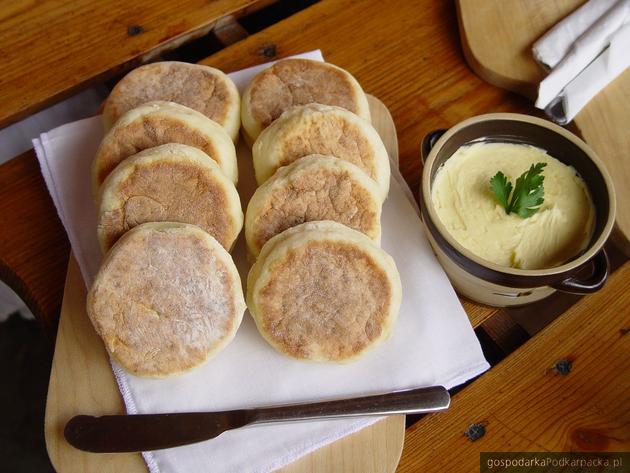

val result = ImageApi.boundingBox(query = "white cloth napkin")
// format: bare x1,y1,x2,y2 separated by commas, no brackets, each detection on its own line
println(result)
544,22,630,124
33,50,489,473
533,0,621,69
534,0,630,124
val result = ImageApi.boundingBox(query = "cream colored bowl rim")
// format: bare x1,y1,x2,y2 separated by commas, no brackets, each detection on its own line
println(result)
421,112,617,277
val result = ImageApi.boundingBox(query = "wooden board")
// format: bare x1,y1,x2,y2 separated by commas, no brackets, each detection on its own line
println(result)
44,95,406,473
0,0,271,129
45,257,405,473
45,256,146,472
457,0,630,254
397,261,630,471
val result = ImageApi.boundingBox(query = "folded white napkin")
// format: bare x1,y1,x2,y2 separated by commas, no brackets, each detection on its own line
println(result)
533,0,621,69
534,0,630,124
33,51,489,473
544,21,630,124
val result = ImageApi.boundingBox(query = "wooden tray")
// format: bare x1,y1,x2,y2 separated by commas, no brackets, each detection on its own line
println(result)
44,95,405,473
457,0,630,254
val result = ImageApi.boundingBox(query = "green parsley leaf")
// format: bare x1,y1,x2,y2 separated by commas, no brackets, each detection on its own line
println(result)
490,162,547,218
489,171,512,213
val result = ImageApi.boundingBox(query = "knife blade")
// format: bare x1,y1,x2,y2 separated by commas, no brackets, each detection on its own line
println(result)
65,385,450,453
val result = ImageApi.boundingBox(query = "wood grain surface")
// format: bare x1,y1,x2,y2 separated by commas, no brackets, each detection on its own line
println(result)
45,95,407,473
0,0,269,129
457,0,630,254
45,257,146,472
456,0,583,98
0,0,534,333
397,261,630,472
0,150,69,336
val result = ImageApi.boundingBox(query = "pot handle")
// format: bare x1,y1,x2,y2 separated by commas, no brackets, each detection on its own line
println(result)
551,249,609,294
420,129,447,164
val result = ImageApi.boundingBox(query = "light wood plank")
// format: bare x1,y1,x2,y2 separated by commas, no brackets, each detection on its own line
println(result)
45,256,145,472
279,415,404,473
461,299,499,329
397,262,630,472
0,0,267,128
456,0,583,98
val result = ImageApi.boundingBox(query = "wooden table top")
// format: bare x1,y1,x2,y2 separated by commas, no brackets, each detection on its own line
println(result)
1,0,628,469
398,261,630,471
0,0,532,333
0,0,269,129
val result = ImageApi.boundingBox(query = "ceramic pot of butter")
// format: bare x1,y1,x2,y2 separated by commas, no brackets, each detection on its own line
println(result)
419,113,616,307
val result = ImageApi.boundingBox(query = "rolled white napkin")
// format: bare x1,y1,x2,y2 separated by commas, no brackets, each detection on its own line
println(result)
33,51,490,473
545,21,630,124
536,0,630,113
533,0,619,69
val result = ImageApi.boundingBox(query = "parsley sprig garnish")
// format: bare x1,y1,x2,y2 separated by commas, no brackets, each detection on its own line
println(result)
490,162,547,218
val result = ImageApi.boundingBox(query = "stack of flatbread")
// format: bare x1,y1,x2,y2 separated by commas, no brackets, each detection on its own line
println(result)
86,58,402,377
243,59,401,363
88,62,245,377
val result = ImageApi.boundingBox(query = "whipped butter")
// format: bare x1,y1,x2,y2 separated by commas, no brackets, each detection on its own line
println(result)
431,142,595,269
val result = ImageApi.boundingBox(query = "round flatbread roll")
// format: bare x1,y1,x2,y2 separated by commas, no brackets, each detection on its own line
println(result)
87,222,246,377
93,101,237,192
103,61,240,141
245,155,383,258
97,143,243,252
241,58,371,143
247,221,401,362
252,104,390,199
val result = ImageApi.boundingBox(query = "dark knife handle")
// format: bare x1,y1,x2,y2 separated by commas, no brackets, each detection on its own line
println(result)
251,386,450,424
65,410,252,453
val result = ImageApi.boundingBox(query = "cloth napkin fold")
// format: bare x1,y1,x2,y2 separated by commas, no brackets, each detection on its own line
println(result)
533,0,621,69
33,50,489,473
544,21,630,125
534,0,630,124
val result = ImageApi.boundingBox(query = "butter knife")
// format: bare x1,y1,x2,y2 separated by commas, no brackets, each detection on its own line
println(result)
65,385,450,453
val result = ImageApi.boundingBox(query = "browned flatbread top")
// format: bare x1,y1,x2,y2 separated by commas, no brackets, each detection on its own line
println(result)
246,155,382,257
104,62,237,127
247,59,369,128
256,240,392,361
87,223,244,377
277,107,376,177
95,106,220,187
97,145,242,252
